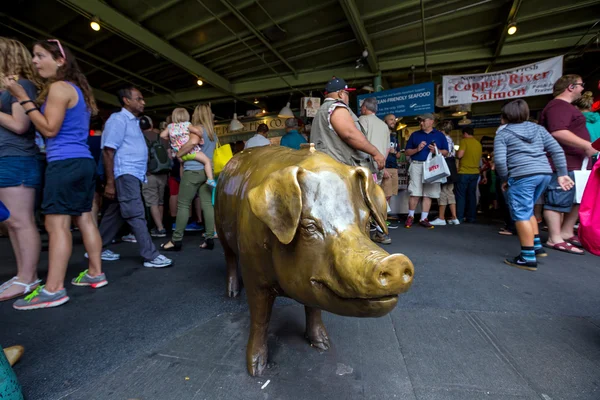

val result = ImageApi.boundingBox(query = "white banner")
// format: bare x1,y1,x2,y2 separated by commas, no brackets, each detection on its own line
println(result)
442,55,563,106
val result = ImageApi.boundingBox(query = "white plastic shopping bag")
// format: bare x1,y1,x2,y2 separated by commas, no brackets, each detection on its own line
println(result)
574,157,591,204
423,148,451,184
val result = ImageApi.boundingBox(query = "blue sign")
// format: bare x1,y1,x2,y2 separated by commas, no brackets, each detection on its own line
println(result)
357,82,435,118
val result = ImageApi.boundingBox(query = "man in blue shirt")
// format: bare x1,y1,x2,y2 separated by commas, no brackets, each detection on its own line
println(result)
280,118,307,150
97,86,172,268
404,113,448,229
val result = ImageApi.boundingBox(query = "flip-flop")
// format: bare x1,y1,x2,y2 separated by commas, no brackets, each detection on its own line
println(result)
160,241,181,252
498,228,514,236
543,241,585,255
566,236,583,248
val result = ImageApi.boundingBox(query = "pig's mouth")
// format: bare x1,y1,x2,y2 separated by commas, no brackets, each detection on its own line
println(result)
310,279,398,303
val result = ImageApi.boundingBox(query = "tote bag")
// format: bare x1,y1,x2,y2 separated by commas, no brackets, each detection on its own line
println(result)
213,137,233,176
578,159,600,256
423,148,451,184
574,157,591,204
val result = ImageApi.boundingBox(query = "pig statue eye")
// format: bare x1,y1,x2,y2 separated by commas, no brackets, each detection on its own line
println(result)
301,219,320,235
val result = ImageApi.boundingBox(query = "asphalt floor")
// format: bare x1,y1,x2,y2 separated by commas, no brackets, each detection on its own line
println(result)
1,219,599,400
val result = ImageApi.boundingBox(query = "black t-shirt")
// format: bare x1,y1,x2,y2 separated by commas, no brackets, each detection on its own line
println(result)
0,79,39,157
385,134,399,169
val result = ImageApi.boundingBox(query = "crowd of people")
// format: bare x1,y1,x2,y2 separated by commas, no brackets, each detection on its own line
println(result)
0,36,598,317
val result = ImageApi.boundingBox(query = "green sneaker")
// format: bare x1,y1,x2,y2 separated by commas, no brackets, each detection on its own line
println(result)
71,270,108,289
13,286,69,310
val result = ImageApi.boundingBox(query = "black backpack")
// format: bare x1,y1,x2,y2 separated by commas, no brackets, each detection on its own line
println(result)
145,136,171,174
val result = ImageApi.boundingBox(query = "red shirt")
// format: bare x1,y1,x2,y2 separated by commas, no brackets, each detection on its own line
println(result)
539,98,591,171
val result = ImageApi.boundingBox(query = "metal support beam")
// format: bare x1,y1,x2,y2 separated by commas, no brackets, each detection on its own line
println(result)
93,88,120,106
215,0,298,77
58,0,232,93
137,0,183,22
485,0,523,72
339,0,379,72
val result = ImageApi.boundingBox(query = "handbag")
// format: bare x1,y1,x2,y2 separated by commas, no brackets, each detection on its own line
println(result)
578,159,600,256
213,137,233,176
423,148,451,184
574,157,591,204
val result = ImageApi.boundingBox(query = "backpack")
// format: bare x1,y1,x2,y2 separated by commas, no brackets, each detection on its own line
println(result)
145,136,171,174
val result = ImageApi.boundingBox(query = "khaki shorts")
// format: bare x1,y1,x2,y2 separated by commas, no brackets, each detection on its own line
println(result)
381,168,399,197
142,173,168,206
408,162,441,199
439,183,456,205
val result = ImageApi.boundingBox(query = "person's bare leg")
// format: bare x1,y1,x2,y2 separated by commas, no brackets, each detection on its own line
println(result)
91,192,102,226
422,197,432,214
544,209,563,245
449,203,458,220
534,204,543,222
0,186,40,299
408,196,420,212
74,212,102,277
438,204,446,220
44,214,72,292
561,205,579,241
515,219,534,247
169,194,178,219
149,205,164,231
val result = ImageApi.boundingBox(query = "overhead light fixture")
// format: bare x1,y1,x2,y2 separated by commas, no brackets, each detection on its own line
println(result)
362,85,375,93
458,116,472,126
396,122,407,131
278,101,294,119
452,111,468,117
229,100,244,132
196,79,203,86
261,109,266,114
90,17,101,32
507,23,517,35
452,104,471,117
253,98,259,104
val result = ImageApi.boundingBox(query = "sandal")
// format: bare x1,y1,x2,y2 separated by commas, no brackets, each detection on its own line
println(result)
543,241,585,255
199,238,214,250
566,236,583,248
498,228,514,236
0,277,42,301
160,240,182,252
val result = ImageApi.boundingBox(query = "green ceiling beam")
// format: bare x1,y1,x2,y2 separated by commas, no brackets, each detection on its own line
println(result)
136,0,183,22
500,34,599,56
517,0,600,22
216,0,297,76
59,0,232,93
339,0,379,73
93,88,120,106
486,0,523,72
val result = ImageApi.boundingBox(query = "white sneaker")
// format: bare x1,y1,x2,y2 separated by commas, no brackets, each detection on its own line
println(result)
448,219,461,225
122,234,137,243
429,218,447,226
143,254,173,268
85,249,120,261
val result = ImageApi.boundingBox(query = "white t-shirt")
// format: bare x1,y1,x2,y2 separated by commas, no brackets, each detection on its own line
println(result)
244,134,271,149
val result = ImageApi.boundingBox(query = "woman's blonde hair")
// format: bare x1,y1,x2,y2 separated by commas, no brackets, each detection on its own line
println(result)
0,37,42,89
573,91,594,111
172,108,190,123
191,103,215,142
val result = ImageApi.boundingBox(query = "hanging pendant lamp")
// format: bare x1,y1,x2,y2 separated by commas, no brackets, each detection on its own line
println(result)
229,100,244,131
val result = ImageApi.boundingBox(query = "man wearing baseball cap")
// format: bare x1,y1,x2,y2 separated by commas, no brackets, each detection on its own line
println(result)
311,77,385,171
404,113,448,229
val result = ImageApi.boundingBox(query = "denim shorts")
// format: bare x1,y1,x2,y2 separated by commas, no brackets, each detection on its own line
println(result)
0,156,43,189
544,171,576,214
507,174,552,221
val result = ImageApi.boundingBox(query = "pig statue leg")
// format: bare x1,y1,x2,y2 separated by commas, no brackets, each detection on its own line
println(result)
222,240,241,298
304,306,330,351
246,289,275,376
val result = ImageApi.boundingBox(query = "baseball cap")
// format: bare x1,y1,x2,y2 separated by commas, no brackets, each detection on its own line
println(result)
325,77,356,94
139,115,153,131
416,113,435,120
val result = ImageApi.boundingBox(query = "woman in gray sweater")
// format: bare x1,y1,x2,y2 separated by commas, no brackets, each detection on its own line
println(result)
494,99,573,271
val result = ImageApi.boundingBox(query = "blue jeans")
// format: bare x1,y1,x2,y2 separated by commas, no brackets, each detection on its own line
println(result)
456,174,479,222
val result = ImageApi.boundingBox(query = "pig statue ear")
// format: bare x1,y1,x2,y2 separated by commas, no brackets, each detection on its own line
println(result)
248,166,302,244
354,167,388,234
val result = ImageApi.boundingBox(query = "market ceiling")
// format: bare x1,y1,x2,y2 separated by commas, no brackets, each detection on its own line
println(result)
2,0,599,120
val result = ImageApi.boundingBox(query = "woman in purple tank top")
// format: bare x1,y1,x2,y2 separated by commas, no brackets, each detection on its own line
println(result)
3,40,107,310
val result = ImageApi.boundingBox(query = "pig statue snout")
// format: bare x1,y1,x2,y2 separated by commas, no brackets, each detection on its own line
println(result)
373,254,414,292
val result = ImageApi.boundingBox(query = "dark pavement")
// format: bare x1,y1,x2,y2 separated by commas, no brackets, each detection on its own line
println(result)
1,221,599,400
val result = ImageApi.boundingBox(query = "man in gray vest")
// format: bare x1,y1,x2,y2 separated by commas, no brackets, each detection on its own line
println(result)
311,77,385,171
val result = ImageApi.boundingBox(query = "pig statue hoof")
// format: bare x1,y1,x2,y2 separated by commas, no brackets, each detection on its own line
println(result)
248,349,268,377
227,278,241,298
306,330,330,351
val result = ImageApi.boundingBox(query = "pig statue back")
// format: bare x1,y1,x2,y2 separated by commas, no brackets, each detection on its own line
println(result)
215,145,414,376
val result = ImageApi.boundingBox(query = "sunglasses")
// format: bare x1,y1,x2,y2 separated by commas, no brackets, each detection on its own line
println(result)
47,39,66,60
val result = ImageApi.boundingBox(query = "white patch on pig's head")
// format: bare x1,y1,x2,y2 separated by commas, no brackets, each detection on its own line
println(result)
299,170,359,234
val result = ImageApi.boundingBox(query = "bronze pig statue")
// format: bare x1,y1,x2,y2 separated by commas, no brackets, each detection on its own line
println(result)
214,145,414,376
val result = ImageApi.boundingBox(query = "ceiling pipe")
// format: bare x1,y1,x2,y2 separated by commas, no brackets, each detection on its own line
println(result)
420,0,428,72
